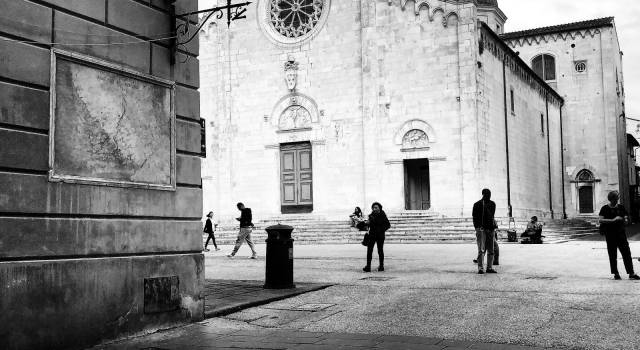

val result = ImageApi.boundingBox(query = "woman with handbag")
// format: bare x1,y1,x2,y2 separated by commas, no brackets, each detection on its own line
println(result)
363,202,391,272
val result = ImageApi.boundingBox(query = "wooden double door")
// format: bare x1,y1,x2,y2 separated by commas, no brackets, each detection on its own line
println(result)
404,159,431,210
280,142,313,213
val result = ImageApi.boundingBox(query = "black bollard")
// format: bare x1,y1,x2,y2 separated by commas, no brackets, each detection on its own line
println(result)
264,224,295,289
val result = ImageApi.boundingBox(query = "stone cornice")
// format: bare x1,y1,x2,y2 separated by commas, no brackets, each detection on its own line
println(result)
503,28,603,48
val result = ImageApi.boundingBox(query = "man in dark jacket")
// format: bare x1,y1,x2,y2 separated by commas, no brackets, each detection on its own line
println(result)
228,202,257,259
472,189,497,274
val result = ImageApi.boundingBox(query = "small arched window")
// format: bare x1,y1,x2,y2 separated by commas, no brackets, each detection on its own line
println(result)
532,54,556,81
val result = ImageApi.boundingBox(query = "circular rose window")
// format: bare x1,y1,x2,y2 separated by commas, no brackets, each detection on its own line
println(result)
258,0,330,46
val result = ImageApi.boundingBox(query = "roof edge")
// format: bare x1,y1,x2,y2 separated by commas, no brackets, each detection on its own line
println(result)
500,17,614,40
479,22,564,104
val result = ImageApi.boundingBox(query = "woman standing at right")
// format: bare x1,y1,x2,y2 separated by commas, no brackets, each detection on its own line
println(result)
363,202,391,272
598,191,640,280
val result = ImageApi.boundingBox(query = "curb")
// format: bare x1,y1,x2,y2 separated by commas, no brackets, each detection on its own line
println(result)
204,284,333,319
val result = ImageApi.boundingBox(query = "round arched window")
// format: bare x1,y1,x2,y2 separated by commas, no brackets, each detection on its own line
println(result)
258,0,330,46
270,0,324,38
574,61,587,73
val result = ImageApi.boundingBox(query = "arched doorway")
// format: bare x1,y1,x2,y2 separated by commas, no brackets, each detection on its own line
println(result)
576,170,595,214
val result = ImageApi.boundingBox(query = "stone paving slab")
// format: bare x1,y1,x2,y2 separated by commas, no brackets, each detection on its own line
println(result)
92,323,552,350
204,279,332,318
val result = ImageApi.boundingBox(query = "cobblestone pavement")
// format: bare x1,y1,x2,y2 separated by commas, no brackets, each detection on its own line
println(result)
92,242,640,350
204,279,331,317
94,319,551,350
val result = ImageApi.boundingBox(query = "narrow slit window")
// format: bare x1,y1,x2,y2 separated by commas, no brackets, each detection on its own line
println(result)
510,89,515,114
540,114,545,135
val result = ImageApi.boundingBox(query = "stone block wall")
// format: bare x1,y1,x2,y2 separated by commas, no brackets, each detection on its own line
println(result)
477,25,564,218
361,1,477,217
504,25,627,217
201,0,482,220
0,1,204,349
201,0,366,221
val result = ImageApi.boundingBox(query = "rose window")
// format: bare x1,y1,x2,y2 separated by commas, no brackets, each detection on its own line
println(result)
270,0,324,38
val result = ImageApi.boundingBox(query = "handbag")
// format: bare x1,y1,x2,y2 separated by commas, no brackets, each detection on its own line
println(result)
361,232,371,246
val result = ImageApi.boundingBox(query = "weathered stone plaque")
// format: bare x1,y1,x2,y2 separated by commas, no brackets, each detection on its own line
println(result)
49,49,175,190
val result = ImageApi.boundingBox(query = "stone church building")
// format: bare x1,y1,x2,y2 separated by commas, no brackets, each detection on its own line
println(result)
200,0,629,222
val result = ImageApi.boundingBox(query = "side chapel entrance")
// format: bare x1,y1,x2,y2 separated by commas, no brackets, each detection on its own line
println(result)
280,142,313,213
404,159,430,210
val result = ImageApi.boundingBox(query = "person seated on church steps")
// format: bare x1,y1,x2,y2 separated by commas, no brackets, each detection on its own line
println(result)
350,206,367,231
521,216,543,244
598,191,640,281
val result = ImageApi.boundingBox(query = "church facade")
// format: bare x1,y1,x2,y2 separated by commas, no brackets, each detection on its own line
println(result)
200,0,628,222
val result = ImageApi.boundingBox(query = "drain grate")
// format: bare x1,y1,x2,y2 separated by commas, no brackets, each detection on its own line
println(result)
360,276,396,281
525,276,557,280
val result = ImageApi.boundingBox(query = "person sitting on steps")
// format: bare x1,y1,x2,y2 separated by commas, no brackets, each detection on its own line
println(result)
350,207,367,231
521,216,544,244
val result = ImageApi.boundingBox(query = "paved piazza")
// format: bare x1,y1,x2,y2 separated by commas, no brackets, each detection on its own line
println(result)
96,241,640,350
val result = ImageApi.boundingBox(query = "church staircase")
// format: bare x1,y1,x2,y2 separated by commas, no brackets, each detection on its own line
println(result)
206,212,599,245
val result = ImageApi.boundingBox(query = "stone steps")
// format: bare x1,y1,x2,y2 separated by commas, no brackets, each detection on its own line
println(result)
204,215,598,245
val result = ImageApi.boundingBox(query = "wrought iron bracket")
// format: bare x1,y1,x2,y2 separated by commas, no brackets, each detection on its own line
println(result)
174,0,251,47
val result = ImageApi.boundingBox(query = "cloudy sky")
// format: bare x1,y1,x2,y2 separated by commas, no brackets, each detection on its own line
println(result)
499,0,640,117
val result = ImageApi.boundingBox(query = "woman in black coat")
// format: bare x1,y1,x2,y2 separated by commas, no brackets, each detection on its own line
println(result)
364,202,391,272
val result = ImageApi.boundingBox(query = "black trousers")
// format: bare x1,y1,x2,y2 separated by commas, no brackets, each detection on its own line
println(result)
205,233,217,249
605,232,634,275
366,236,385,268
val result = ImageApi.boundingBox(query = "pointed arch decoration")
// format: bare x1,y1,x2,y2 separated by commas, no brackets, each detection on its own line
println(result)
392,0,460,27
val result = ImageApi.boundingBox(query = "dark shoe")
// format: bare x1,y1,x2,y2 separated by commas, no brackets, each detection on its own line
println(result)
486,269,497,274
378,266,384,272
363,266,371,272
614,274,622,280
473,259,478,264
630,274,640,280
478,269,484,274
203,248,210,252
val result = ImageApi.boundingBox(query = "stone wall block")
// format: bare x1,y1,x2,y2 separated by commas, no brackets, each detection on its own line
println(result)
0,218,202,258
176,85,200,120
0,129,48,171
0,173,202,217
0,254,204,350
151,44,171,80
0,40,50,87
0,0,52,43
177,154,201,185
175,53,200,88
0,82,50,130
107,0,171,39
177,120,202,154
41,0,106,22
54,11,150,73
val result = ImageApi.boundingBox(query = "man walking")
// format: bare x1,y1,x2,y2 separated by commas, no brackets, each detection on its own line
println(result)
598,191,640,280
472,189,497,274
228,202,257,259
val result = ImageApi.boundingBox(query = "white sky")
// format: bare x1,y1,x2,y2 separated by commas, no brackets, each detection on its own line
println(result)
499,0,640,117
199,0,640,116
